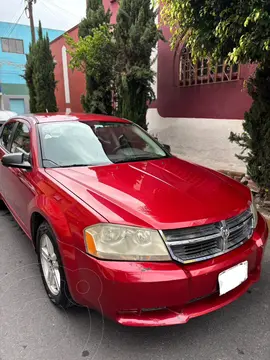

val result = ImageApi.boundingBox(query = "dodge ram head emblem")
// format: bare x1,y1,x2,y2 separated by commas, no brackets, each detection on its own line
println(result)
220,221,230,251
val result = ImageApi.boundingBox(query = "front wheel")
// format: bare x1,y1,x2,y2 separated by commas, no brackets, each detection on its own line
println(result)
36,222,73,308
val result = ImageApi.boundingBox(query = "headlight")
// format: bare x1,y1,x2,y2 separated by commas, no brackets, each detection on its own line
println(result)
250,192,258,229
84,224,171,261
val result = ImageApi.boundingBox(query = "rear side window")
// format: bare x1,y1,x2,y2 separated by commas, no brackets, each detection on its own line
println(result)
10,123,30,155
0,122,16,150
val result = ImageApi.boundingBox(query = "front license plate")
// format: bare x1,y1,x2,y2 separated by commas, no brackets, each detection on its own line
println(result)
218,261,248,296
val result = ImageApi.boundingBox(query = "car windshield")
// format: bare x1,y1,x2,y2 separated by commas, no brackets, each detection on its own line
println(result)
38,121,169,168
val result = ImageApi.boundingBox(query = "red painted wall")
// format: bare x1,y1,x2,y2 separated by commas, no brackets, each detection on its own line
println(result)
103,0,119,24
157,27,254,119
51,26,85,113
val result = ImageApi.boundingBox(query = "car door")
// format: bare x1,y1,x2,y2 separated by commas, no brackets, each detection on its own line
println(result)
1,120,36,230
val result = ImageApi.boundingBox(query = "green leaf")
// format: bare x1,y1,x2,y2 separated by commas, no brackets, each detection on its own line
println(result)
254,11,260,21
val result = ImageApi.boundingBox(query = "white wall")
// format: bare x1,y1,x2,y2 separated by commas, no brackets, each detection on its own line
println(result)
147,109,245,172
62,46,71,106
149,11,245,173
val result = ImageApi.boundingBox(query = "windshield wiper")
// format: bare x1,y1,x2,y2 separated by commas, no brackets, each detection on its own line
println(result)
113,155,166,164
43,159,92,168
58,164,93,168
42,158,60,166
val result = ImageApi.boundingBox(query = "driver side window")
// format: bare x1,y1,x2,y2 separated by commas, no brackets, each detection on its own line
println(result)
0,122,16,150
10,122,30,155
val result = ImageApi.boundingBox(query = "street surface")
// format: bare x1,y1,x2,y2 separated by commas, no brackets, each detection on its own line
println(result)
0,208,270,360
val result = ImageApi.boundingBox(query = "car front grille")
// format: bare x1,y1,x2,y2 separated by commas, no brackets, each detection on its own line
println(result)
162,208,254,264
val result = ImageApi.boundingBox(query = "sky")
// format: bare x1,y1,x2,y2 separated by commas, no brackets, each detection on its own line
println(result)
0,0,86,31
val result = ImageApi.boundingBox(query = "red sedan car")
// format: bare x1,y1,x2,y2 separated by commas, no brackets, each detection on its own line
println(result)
0,113,268,327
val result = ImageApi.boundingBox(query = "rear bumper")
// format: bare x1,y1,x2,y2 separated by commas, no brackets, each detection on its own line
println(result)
69,214,268,327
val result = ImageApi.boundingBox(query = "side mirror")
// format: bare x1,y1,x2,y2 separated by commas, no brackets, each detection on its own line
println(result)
162,143,171,153
1,153,32,170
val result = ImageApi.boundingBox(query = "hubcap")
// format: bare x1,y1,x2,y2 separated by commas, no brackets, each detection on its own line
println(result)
40,234,61,296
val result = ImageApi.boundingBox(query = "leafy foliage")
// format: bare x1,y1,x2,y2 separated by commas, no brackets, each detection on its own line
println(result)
79,0,111,38
23,43,37,113
66,24,115,114
76,0,113,114
68,0,162,126
34,23,58,112
115,0,163,129
157,0,270,64
229,60,270,190
158,0,270,189
24,21,58,113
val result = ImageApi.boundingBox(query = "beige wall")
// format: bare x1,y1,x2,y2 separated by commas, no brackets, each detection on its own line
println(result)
147,109,245,172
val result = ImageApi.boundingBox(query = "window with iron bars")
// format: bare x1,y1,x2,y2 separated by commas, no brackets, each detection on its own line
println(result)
179,47,239,87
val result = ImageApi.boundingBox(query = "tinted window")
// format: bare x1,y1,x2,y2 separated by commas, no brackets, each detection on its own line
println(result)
0,122,16,150
39,121,168,168
10,123,30,155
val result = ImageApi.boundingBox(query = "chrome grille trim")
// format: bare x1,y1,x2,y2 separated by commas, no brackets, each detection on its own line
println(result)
162,208,254,264
167,232,222,246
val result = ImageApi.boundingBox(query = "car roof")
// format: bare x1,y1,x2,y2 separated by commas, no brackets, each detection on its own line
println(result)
13,113,131,125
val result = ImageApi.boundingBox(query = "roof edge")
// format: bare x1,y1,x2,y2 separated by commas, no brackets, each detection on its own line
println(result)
50,24,79,45
0,20,65,33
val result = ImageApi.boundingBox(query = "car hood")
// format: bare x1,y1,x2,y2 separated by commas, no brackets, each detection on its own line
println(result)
45,157,251,229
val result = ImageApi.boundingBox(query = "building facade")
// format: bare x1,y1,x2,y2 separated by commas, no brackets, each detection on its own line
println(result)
50,0,119,115
50,1,252,172
0,22,63,114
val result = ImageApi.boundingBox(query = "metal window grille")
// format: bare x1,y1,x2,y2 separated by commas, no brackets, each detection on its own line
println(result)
179,46,239,87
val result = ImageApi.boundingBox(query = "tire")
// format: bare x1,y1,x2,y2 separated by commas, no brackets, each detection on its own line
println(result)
36,221,73,308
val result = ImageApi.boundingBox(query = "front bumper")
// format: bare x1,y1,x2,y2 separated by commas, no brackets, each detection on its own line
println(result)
69,213,268,327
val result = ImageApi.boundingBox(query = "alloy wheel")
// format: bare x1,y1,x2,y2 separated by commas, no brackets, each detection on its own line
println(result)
40,234,61,296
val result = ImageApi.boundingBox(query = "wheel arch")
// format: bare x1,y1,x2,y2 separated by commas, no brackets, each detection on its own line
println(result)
30,211,47,249
30,202,73,250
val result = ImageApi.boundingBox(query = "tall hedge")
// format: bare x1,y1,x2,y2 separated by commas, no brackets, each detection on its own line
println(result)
24,21,58,113
115,0,163,129
230,60,270,190
78,0,113,114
